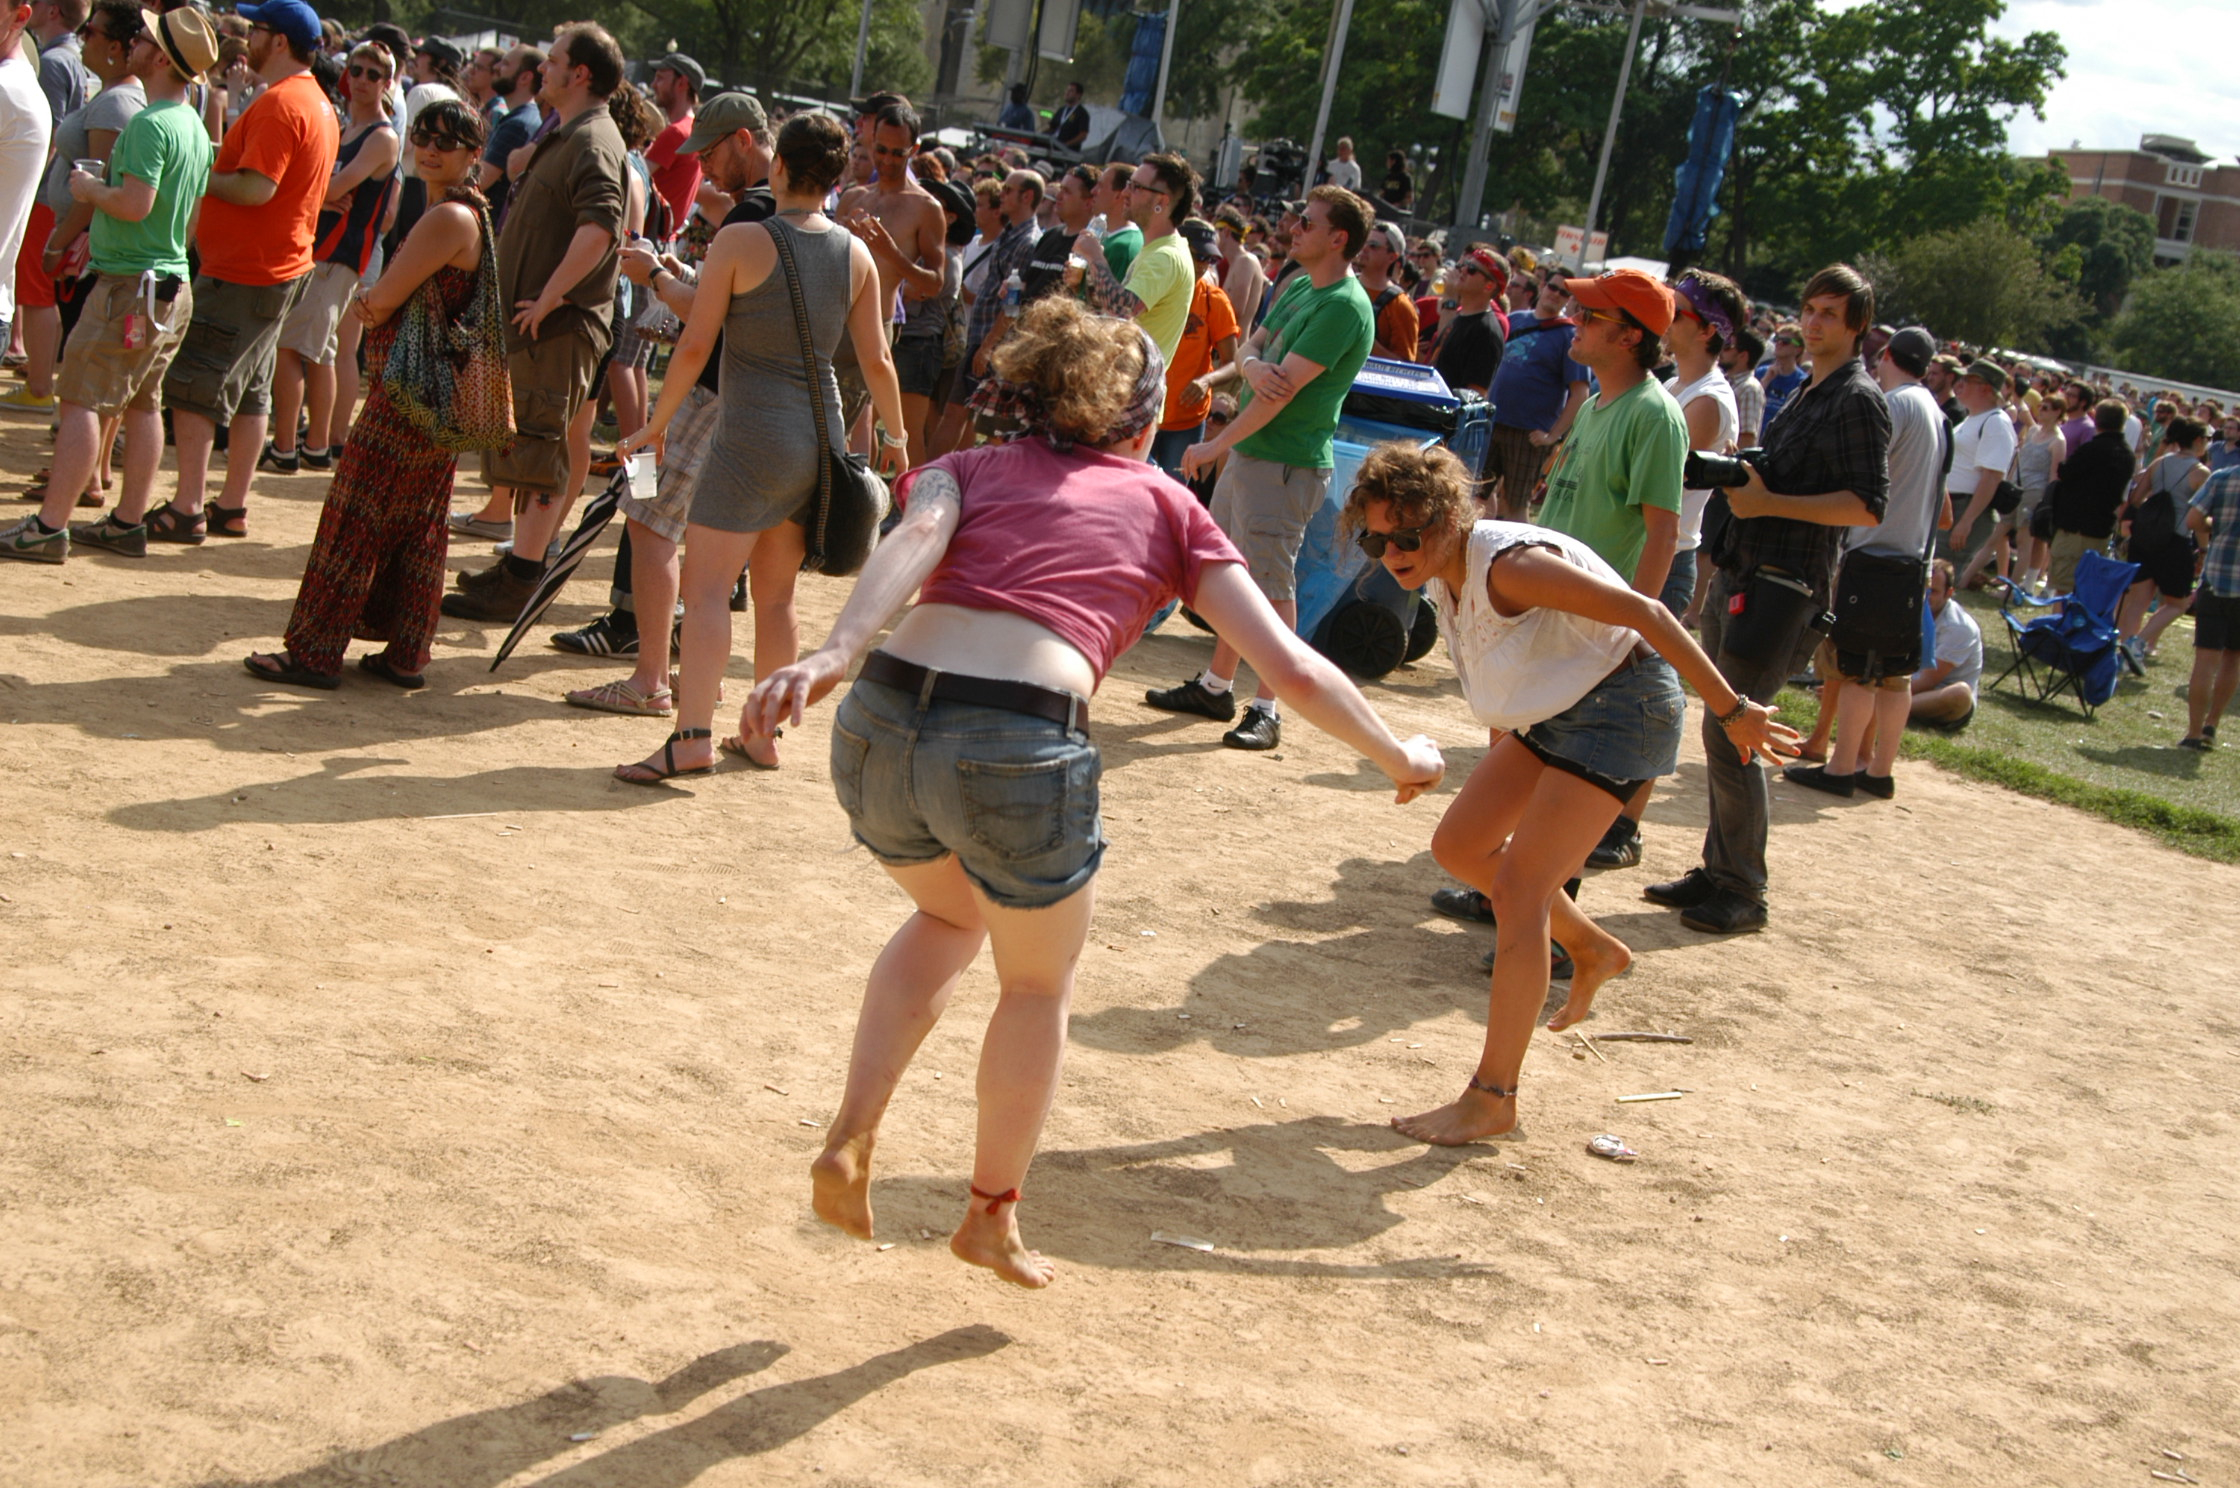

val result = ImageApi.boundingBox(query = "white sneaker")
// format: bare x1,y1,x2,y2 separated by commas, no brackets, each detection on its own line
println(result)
448,511,513,541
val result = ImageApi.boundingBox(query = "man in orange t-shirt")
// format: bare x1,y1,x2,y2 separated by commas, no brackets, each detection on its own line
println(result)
1149,218,1239,477
149,0,336,542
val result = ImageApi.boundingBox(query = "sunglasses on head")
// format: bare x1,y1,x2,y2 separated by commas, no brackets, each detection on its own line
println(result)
1356,524,1428,559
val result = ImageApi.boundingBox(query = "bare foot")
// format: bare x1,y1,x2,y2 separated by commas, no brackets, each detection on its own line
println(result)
1546,936,1632,1031
810,1133,875,1239
1391,1083,1518,1146
950,1204,1055,1289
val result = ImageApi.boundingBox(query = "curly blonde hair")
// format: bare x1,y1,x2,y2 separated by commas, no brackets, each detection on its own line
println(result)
988,296,1153,447
1342,441,1476,543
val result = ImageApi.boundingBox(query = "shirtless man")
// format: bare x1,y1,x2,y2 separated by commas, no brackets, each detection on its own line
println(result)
832,100,943,425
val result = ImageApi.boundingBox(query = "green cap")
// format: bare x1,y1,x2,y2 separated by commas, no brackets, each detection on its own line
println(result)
680,91,767,157
1961,359,2010,393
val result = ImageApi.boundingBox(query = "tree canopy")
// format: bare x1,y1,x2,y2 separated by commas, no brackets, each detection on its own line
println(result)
2112,252,2240,392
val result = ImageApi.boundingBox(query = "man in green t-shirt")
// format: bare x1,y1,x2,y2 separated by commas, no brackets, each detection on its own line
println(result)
1073,151,1196,382
1091,162,1139,282
1144,184,1376,751
1535,269,1685,593
1,6,216,564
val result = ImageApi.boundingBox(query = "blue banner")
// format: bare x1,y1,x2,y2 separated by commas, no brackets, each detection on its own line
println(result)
1664,85,1740,259
1119,10,1165,116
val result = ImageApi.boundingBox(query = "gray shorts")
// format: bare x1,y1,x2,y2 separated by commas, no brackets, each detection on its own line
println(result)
1208,453,1332,603
276,260,360,365
162,271,309,423
617,383,718,543
831,669,1102,910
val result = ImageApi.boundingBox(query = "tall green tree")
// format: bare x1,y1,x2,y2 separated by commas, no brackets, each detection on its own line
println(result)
1869,218,2082,349
2112,252,2240,391
2040,196,2157,321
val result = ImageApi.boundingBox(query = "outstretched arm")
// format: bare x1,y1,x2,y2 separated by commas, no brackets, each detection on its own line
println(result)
1189,562,1443,802
743,471,964,733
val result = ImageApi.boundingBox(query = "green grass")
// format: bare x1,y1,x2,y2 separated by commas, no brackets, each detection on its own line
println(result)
1773,587,2240,864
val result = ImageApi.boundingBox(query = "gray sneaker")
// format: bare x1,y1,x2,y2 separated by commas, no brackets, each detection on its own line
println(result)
0,514,66,563
447,511,513,541
69,513,148,557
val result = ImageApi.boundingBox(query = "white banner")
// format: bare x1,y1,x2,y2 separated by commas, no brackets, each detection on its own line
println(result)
1491,2,1537,134
1431,0,1487,120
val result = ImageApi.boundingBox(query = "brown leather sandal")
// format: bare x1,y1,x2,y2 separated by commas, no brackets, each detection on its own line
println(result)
144,500,205,545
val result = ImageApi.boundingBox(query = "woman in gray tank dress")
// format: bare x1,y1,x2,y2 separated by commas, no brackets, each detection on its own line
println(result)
616,113,907,781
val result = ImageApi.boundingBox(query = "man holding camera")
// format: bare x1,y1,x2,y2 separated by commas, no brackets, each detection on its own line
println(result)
1646,263,1889,934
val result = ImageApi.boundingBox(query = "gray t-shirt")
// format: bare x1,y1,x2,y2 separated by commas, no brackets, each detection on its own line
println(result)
43,79,146,216
1850,380,1945,558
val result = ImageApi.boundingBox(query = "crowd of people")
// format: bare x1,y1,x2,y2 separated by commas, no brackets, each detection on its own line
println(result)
1,18,2235,1287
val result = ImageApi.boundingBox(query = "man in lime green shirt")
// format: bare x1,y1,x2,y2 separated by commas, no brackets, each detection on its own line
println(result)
1144,185,1377,751
1074,152,1196,385
0,7,216,564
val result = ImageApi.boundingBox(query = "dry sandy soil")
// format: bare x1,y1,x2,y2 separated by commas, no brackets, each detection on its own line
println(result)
2,417,2236,1487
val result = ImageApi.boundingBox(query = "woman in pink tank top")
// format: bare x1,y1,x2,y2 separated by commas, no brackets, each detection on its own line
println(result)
743,298,1445,1289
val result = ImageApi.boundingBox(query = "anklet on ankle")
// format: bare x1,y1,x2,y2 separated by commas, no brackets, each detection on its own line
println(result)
969,1183,1021,1213
1466,1075,1516,1099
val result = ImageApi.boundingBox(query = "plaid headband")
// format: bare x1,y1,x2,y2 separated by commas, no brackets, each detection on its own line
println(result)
968,323,1169,453
1672,276,1734,343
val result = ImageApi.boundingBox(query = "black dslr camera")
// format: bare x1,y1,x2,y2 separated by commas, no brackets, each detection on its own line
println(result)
1684,446,1765,490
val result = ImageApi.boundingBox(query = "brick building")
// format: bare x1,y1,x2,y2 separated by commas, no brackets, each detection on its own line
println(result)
2053,134,2240,266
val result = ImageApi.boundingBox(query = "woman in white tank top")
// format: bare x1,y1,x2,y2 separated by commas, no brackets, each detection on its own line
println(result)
1347,443,1796,1146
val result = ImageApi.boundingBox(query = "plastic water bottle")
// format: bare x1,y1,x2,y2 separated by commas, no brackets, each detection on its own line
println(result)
1002,270,1024,315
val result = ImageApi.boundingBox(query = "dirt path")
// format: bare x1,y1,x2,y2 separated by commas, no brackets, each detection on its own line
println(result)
2,432,2235,1486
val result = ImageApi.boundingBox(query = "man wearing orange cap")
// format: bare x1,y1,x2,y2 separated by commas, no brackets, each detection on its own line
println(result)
1536,268,1685,601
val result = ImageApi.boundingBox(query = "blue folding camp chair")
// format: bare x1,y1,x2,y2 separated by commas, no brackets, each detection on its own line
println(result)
1987,549,2139,717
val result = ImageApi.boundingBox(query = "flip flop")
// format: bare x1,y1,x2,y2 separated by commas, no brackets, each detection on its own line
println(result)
357,654,425,690
614,728,715,785
718,729,782,771
244,650,340,690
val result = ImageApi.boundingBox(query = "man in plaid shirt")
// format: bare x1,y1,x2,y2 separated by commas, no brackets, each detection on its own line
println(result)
1645,263,1889,935
2181,464,2240,749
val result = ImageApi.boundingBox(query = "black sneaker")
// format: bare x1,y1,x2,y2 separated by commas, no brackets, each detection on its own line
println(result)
300,446,334,471
1222,705,1281,751
1585,815,1641,869
1479,939,1577,981
1855,772,1894,800
1680,890,1768,935
1643,867,1718,909
1430,886,1494,923
1144,676,1237,722
256,440,299,475
68,513,147,557
550,610,641,657
1783,763,1856,797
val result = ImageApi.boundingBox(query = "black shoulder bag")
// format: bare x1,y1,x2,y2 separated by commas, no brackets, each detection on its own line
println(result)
1829,419,1942,669
768,220,888,577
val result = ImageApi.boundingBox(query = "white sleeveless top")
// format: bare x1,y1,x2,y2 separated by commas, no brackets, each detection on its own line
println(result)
1432,521,1643,730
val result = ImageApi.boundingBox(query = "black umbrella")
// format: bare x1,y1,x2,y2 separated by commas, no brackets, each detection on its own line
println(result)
489,459,639,671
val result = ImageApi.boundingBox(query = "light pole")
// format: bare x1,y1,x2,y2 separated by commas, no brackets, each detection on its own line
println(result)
1304,0,1357,193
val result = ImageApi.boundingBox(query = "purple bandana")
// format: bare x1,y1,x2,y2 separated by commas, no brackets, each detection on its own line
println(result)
1672,275,1733,344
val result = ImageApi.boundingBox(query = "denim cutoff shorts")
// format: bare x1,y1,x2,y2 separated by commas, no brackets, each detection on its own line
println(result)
1519,654,1685,794
831,675,1103,909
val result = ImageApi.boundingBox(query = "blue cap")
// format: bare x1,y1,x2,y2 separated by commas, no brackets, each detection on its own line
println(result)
236,0,321,53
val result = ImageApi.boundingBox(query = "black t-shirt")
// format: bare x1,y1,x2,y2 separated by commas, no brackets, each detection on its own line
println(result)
1051,102,1090,149
695,185,775,396
1382,167,1413,207
1017,225,1078,307
2051,431,2137,539
1433,309,1505,394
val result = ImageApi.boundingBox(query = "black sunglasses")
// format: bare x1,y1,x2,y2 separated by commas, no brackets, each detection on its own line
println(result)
1356,524,1428,559
348,62,389,80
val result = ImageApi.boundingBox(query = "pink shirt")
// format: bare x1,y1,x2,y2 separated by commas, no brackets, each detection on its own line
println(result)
901,440,1244,683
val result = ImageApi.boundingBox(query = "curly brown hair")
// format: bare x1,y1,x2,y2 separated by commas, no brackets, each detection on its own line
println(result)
1341,441,1476,544
988,297,1153,448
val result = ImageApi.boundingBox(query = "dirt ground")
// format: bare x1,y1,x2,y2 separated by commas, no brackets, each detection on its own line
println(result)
3,420,2237,1487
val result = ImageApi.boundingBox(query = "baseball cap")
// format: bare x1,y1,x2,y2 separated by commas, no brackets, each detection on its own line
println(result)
1179,217,1219,263
1563,268,1674,336
1884,326,1936,377
235,0,320,53
414,35,464,69
141,4,218,81
679,91,768,156
654,52,705,92
1961,359,2010,393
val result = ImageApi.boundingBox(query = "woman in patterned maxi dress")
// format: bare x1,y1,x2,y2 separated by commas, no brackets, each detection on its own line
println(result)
245,101,496,691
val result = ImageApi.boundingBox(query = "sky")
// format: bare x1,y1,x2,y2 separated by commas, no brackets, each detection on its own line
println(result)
1992,0,2240,161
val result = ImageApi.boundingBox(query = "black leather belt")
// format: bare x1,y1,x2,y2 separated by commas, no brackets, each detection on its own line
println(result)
860,650,1090,734
1604,638,1655,681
